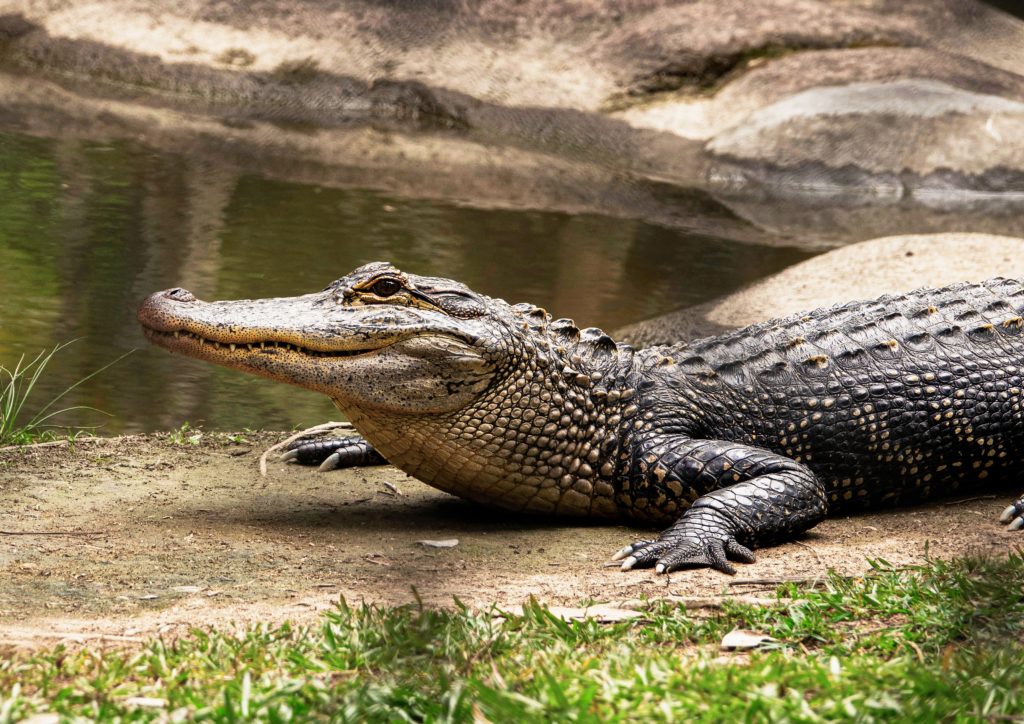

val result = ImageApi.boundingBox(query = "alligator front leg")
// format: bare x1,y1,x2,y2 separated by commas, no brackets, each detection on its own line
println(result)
613,439,827,574
1001,495,1024,531
282,435,388,471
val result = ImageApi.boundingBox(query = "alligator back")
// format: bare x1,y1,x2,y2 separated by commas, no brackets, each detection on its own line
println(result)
658,278,1024,512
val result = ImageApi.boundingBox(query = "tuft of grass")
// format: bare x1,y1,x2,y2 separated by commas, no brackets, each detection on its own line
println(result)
167,421,204,446
1,552,1022,721
0,342,131,446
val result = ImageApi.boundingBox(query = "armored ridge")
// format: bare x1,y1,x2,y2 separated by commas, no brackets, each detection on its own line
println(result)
138,263,1024,574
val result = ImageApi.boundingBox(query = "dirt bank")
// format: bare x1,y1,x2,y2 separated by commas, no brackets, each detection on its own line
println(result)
0,432,1016,648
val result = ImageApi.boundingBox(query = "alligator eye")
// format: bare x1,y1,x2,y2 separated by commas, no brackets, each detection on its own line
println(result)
370,278,402,297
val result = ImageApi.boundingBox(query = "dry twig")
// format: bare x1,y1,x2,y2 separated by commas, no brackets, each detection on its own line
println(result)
944,494,997,505
0,529,103,536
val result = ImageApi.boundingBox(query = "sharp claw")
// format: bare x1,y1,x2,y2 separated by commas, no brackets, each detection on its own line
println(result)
280,449,299,462
611,545,634,562
318,452,343,472
654,563,667,574
619,555,638,571
1000,505,1018,524
1009,517,1024,532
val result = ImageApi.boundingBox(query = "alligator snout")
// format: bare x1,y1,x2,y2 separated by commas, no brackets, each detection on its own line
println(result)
137,287,198,331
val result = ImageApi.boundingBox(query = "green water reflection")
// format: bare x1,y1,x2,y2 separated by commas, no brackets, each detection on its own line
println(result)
0,130,812,433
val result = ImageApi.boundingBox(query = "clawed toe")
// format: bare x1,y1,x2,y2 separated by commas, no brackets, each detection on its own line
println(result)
1001,501,1024,531
318,452,343,472
613,540,670,571
611,541,653,563
656,540,736,575
279,436,386,470
610,545,635,562
725,539,757,563
612,533,756,575
282,438,339,466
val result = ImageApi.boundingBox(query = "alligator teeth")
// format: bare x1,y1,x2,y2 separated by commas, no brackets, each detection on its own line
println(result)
160,329,357,358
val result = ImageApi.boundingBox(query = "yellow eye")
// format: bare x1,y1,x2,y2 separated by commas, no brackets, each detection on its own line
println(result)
370,278,402,297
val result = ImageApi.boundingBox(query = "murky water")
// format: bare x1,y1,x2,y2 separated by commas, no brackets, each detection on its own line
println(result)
0,129,818,433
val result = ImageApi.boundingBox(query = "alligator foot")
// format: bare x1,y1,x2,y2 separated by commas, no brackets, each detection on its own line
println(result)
612,438,826,574
281,436,387,471
611,508,756,575
1000,495,1024,531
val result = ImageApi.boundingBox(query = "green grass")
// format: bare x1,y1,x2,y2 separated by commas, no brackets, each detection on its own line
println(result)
166,421,204,446
165,423,255,446
2,552,1022,721
0,342,131,446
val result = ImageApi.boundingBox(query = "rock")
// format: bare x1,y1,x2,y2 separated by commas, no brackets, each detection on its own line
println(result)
706,76,1024,202
685,45,1024,206
5,0,1024,206
615,233,1024,347
621,47,1024,142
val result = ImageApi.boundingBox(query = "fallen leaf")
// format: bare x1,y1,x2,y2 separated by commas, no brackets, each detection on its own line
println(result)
122,697,167,708
20,714,60,724
544,605,644,623
721,628,775,650
417,539,459,548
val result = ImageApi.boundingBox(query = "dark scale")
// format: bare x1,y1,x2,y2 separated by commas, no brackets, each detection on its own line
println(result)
138,265,1024,575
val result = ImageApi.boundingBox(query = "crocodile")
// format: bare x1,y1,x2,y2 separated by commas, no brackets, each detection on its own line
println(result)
138,262,1024,574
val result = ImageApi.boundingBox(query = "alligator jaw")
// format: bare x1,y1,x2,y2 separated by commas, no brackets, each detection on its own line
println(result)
137,287,400,391
140,326,379,360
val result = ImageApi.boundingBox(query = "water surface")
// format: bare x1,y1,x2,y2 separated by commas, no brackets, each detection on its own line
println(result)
0,129,813,433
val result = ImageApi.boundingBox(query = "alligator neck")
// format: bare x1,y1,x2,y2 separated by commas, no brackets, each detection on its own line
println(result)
338,315,643,518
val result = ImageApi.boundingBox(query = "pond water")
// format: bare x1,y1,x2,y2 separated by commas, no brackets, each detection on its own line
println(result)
0,129,815,434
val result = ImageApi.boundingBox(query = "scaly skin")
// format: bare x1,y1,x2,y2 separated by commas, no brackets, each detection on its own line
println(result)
138,263,1024,574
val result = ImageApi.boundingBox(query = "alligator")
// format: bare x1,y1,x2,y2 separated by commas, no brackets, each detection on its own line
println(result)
138,262,1024,574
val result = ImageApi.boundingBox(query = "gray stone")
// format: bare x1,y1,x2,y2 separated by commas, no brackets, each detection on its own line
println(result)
707,78,1024,201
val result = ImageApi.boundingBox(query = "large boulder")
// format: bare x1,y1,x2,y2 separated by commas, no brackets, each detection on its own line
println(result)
615,233,1024,347
4,1,1024,209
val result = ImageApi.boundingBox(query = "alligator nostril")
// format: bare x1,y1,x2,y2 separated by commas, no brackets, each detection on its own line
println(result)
165,288,196,302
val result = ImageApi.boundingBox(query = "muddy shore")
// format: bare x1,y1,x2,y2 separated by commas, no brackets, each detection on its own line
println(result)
0,431,1015,648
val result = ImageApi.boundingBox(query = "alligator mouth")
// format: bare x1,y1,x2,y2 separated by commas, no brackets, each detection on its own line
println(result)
141,327,381,358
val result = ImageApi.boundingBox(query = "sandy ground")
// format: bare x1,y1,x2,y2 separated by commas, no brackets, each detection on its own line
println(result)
0,431,1017,649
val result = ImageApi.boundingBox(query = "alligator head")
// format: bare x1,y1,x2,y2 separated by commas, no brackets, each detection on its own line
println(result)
137,262,512,413
138,262,636,516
